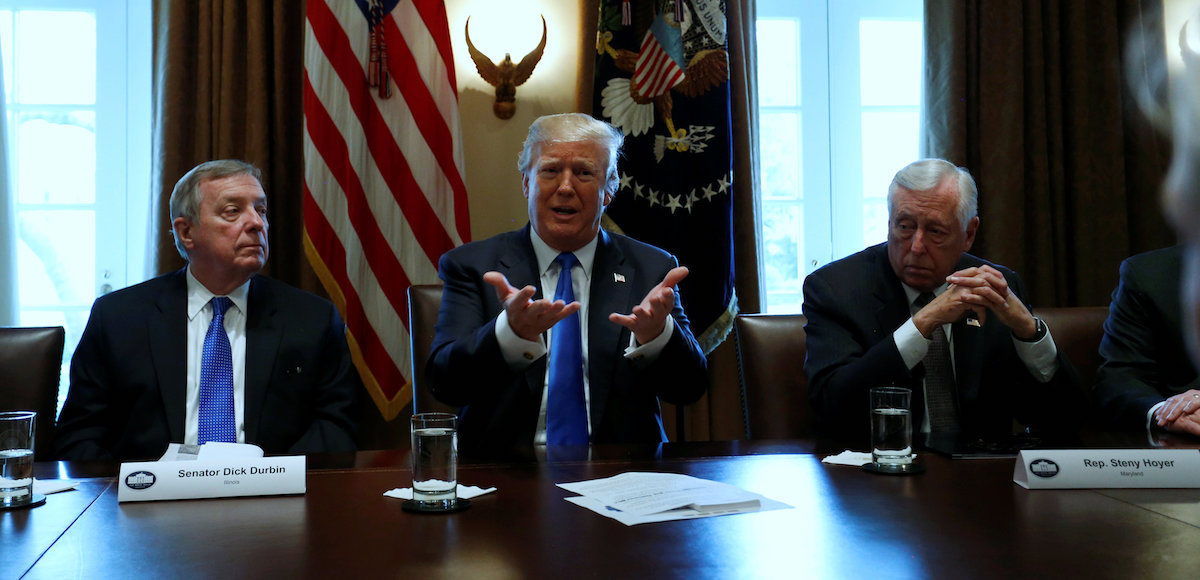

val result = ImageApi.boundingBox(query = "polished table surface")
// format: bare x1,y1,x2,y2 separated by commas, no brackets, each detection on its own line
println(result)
10,438,1200,579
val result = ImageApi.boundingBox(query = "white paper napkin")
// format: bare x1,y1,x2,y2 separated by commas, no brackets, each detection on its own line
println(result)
383,484,497,500
821,450,874,466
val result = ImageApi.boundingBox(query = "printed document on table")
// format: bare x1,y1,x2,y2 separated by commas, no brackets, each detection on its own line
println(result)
557,472,791,525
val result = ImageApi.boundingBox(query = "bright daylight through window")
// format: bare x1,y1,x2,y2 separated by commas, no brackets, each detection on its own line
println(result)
755,0,923,313
0,0,151,412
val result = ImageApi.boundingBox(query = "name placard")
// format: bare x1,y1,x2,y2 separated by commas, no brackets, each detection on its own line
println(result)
1013,449,1200,489
117,456,306,502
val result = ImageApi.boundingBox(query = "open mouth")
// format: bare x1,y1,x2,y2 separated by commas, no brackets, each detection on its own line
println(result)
552,206,578,217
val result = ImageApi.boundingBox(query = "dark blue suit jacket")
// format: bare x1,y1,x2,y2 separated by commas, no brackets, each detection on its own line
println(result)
802,243,1082,442
55,270,362,461
1095,246,1200,429
428,225,708,454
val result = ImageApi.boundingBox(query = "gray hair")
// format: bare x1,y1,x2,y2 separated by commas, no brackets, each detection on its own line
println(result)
887,158,978,231
516,113,624,195
169,159,263,259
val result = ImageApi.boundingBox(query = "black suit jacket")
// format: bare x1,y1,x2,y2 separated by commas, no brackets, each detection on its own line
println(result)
802,243,1081,442
428,225,708,454
1094,246,1200,429
54,270,362,461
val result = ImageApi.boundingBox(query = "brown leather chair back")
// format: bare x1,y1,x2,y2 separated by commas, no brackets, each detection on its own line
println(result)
0,326,65,460
408,284,457,414
1034,306,1110,389
733,314,812,439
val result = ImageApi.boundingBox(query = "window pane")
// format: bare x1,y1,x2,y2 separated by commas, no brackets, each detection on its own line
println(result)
861,110,920,199
17,210,95,308
862,200,889,249
14,10,96,105
0,10,11,102
756,19,800,107
762,202,803,314
17,112,96,204
859,20,922,106
759,112,802,200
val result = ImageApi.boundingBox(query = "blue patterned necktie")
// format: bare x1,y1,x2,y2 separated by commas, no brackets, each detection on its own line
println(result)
199,296,236,444
546,252,588,445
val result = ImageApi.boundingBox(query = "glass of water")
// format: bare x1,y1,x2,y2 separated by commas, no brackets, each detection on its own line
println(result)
870,387,913,472
409,412,458,508
0,411,37,508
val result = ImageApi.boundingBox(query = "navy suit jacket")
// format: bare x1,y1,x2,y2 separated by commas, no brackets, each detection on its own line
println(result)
428,225,708,454
55,270,362,461
1095,246,1200,429
802,243,1082,442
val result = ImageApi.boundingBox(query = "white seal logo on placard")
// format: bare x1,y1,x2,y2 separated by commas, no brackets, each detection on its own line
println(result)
1029,459,1060,478
125,470,157,490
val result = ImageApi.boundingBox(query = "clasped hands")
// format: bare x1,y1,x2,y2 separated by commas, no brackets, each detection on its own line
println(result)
1154,389,1200,437
912,265,1040,340
482,266,688,345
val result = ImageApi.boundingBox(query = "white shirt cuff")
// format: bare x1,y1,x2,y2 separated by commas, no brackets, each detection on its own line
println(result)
623,315,675,362
495,310,546,369
894,318,929,370
1011,329,1059,382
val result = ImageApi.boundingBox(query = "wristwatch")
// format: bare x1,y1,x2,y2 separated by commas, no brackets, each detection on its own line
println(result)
1014,316,1047,342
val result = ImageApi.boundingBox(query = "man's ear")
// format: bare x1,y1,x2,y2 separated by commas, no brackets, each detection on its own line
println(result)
963,216,980,251
522,174,531,199
173,217,194,250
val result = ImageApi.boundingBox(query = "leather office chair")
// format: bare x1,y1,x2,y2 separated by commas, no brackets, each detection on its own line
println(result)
733,314,813,439
1034,306,1110,389
0,326,66,460
407,284,457,414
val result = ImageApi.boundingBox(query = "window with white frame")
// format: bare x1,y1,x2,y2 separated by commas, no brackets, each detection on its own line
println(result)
756,0,923,313
0,0,151,413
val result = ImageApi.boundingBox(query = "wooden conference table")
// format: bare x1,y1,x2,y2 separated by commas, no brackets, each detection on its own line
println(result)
8,438,1200,579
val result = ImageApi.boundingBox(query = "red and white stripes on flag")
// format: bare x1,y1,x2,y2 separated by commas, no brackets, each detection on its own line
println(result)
303,0,469,420
632,13,686,99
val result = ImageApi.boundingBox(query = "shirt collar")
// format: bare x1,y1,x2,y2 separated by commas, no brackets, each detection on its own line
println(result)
186,267,251,320
528,228,598,280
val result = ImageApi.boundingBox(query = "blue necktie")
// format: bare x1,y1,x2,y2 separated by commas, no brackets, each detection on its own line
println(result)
199,297,236,444
547,252,588,445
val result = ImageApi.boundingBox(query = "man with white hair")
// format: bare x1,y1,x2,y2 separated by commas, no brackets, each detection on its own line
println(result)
803,158,1081,443
428,113,708,454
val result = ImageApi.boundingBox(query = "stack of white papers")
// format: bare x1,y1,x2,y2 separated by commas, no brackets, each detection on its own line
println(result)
557,472,790,526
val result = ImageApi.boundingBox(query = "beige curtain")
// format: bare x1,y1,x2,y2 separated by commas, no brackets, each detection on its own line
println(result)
923,0,1173,308
151,0,316,292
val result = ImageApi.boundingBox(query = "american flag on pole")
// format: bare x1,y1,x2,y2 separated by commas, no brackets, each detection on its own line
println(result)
303,0,469,420
632,14,687,99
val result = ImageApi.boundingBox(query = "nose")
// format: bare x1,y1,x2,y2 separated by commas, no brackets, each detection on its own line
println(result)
554,171,576,195
247,210,266,231
910,229,927,254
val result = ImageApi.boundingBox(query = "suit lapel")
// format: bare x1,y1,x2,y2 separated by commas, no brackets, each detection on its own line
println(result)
501,226,549,396
244,276,280,443
151,270,189,442
587,231,632,429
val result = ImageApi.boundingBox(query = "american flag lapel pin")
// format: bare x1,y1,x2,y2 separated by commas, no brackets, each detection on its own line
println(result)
614,273,626,283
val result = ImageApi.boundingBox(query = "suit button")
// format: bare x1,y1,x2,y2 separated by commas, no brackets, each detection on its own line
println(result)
523,352,535,360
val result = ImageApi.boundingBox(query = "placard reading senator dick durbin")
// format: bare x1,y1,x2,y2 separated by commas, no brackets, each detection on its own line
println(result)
117,456,306,502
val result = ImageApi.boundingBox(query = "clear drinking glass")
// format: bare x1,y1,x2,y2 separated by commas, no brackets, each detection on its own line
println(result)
0,411,37,508
870,387,913,471
410,412,458,507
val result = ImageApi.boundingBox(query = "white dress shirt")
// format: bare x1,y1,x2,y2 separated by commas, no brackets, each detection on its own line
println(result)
891,282,1059,433
184,268,251,445
494,229,675,444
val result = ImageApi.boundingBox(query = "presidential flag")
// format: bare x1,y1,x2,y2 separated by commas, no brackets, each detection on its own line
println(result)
303,0,470,420
595,0,735,352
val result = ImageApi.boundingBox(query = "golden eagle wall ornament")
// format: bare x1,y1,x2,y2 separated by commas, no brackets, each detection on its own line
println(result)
465,15,547,119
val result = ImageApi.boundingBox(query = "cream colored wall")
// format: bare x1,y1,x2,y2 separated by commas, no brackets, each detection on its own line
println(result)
444,0,586,242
